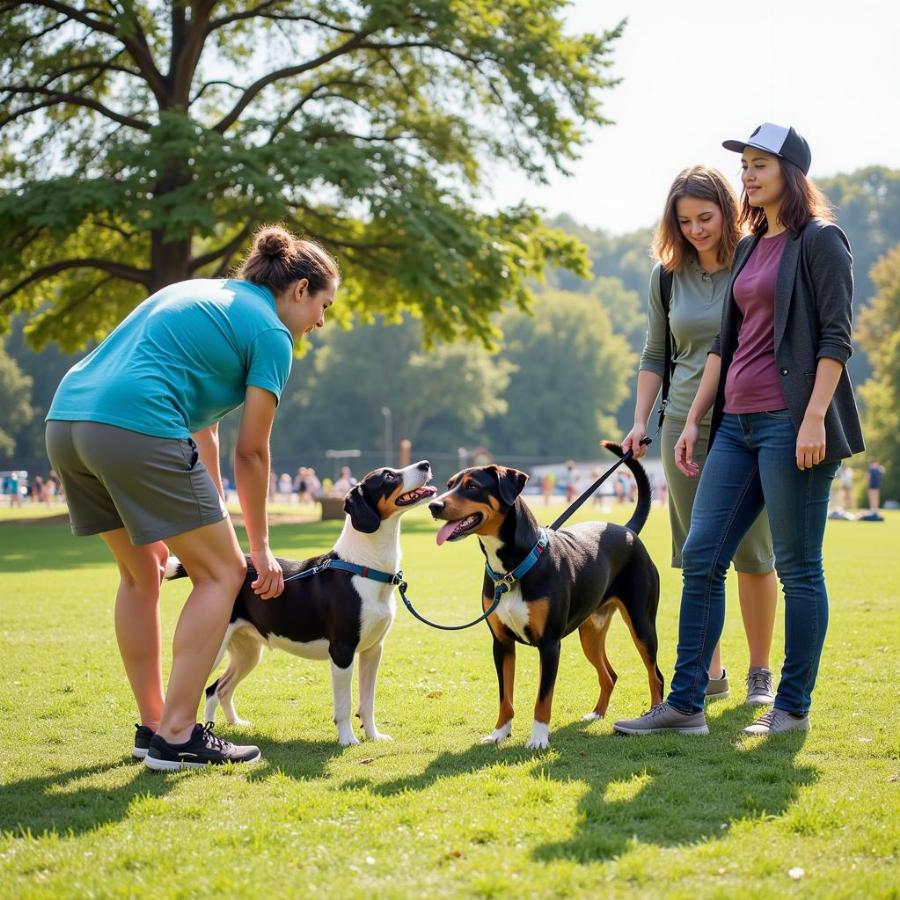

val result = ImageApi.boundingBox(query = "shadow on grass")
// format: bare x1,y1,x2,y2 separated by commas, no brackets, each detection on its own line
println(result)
351,704,817,863
0,735,343,838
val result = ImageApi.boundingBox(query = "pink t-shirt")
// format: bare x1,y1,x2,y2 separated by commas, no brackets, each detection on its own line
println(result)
724,230,790,414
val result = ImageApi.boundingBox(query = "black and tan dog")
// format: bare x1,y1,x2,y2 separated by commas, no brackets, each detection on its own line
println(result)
429,444,663,749
167,461,436,746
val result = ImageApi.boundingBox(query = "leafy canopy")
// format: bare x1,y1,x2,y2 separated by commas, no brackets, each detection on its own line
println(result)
0,1,623,349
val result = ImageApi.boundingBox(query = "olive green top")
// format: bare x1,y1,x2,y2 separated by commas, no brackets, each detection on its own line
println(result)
638,259,732,421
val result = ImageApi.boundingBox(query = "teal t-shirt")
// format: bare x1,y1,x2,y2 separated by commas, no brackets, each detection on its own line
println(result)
47,279,294,439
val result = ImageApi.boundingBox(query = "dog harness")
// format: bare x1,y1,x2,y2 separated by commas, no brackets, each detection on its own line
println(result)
282,557,403,586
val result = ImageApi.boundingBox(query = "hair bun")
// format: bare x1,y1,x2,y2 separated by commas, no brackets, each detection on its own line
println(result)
255,227,292,260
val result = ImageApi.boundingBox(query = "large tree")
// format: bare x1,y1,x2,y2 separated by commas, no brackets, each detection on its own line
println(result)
0,1,622,349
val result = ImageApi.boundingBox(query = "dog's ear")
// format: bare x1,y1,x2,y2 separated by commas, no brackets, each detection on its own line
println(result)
344,484,381,534
493,466,528,506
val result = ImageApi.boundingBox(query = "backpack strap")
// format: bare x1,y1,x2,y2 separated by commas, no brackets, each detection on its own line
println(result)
657,266,675,429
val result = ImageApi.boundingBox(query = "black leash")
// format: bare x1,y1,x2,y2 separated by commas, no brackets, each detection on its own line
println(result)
548,437,652,531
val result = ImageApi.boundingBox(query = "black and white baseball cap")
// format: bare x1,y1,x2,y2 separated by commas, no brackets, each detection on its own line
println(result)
723,123,812,175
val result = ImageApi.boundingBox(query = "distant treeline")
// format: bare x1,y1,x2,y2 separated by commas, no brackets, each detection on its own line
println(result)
3,166,899,477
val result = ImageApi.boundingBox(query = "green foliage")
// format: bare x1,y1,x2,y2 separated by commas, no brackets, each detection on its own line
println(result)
857,244,900,500
485,291,634,457
0,1,621,349
262,314,513,458
0,337,33,457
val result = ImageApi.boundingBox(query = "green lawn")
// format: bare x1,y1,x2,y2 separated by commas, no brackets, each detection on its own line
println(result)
1,502,897,898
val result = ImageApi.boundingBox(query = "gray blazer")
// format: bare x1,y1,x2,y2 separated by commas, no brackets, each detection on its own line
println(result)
709,218,864,462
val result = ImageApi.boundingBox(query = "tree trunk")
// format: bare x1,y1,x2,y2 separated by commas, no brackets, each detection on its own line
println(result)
149,229,192,293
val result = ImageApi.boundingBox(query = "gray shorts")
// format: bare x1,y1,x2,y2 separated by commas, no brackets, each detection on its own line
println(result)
45,420,227,545
661,415,775,574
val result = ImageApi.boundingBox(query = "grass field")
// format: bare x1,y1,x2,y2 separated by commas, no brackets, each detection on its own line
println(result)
1,501,897,898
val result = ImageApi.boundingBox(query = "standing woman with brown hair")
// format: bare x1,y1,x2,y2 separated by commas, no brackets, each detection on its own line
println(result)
623,166,778,706
616,124,864,737
46,226,339,769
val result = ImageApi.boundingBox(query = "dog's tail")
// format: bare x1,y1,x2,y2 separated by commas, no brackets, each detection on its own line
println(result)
165,556,188,580
602,441,652,535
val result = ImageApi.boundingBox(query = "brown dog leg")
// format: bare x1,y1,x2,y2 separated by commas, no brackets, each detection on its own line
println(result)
578,606,617,719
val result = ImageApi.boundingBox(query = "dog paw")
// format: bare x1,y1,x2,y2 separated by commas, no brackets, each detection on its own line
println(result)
481,722,512,745
366,731,393,742
581,711,602,722
526,722,550,750
337,724,360,746
231,717,252,727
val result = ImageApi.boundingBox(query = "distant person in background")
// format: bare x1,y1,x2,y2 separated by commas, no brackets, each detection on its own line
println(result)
867,459,885,512
839,464,855,510
48,469,63,502
30,474,46,504
9,472,22,508
293,466,309,502
46,224,340,769
623,165,778,706
306,467,322,500
618,123,864,738
331,465,355,497
277,472,293,500
541,471,556,506
564,462,578,503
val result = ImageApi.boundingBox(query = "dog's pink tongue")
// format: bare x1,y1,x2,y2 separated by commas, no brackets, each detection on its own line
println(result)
436,521,458,546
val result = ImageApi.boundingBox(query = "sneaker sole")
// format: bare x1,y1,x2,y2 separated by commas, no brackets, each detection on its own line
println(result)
743,722,809,736
132,746,150,760
746,694,776,706
704,689,730,702
613,724,709,736
144,750,261,771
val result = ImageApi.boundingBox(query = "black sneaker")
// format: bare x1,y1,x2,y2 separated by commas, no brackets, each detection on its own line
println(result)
144,723,261,771
133,724,155,760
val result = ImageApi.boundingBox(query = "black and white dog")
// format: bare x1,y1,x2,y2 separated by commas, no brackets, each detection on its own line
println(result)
167,461,436,746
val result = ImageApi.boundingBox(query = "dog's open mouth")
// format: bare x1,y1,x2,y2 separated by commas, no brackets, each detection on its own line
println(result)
436,513,483,545
396,485,438,506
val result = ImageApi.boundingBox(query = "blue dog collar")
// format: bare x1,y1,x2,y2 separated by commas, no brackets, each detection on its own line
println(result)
484,528,550,591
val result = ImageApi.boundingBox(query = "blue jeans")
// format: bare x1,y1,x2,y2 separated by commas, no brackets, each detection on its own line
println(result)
668,412,838,716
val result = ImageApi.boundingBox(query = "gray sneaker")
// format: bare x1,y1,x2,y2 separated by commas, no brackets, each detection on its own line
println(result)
614,702,709,736
746,667,775,705
743,708,809,736
705,668,730,701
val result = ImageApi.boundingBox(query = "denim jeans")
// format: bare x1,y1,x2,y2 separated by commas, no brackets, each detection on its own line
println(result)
668,411,839,715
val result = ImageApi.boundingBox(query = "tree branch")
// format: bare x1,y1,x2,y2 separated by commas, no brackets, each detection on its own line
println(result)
206,6,358,36
189,224,254,273
0,84,151,130
0,258,148,305
25,0,169,102
212,29,376,133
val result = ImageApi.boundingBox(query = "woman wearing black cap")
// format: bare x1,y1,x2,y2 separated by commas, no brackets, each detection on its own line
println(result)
614,123,864,738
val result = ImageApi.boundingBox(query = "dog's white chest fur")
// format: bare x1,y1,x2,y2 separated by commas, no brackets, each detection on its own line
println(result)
496,585,531,642
355,577,396,650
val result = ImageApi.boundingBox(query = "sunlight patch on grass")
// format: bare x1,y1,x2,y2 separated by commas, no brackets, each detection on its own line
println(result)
602,770,654,804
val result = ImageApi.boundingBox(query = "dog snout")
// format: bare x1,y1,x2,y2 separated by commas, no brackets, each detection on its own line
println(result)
416,460,430,472
428,499,445,517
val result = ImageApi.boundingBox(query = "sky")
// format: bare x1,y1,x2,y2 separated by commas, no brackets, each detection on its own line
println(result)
484,0,900,235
